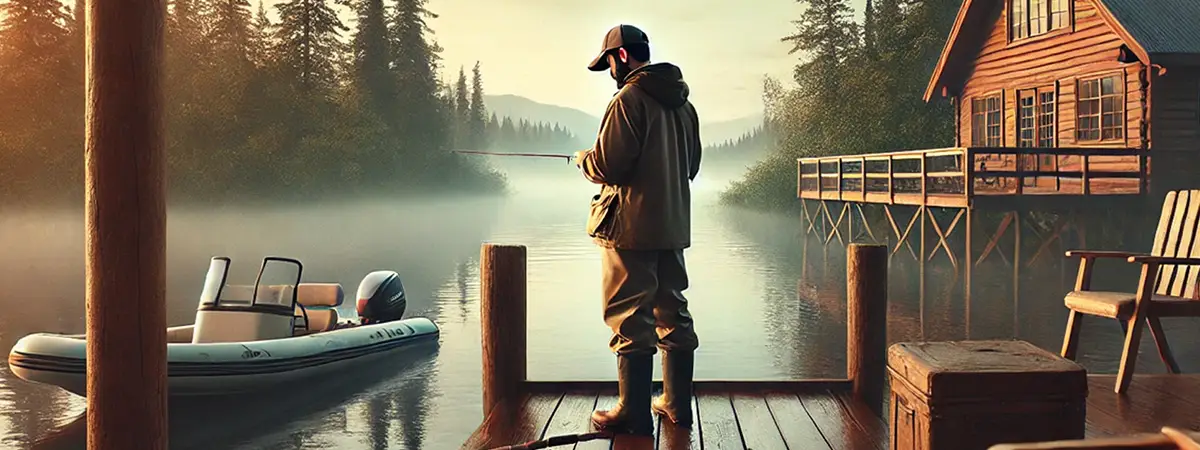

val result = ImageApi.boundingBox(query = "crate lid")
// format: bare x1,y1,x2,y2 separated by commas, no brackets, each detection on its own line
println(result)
887,340,1088,400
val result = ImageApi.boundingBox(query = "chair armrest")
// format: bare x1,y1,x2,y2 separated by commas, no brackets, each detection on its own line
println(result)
1161,427,1200,450
1064,250,1142,259
1127,255,1200,265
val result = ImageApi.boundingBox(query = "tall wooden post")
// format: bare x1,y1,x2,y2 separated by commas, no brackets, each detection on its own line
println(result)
964,207,973,339
847,244,887,418
84,0,167,446
480,244,527,415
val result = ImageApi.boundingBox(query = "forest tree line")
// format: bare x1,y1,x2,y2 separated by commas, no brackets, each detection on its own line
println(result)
703,126,772,165
445,65,584,153
721,0,960,210
0,0,578,206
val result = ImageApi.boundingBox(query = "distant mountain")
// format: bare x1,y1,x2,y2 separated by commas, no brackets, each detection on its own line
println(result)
701,114,764,146
484,94,763,146
483,94,602,142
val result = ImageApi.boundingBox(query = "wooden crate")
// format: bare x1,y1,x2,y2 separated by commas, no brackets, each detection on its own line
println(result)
888,340,1088,450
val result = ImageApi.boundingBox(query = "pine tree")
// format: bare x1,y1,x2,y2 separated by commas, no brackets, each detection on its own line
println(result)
274,0,348,99
209,0,253,66
863,0,877,56
349,0,394,123
468,61,487,149
248,2,275,68
451,66,470,148
0,0,75,188
781,0,859,87
0,0,71,64
390,0,444,156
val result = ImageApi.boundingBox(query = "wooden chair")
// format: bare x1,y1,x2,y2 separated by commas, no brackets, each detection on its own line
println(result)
989,427,1200,450
1061,189,1200,393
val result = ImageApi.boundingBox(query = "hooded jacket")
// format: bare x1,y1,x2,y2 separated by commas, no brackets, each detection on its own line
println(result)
579,62,702,250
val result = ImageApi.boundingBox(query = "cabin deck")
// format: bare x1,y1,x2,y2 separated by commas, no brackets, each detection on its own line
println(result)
796,147,1149,209
460,375,1200,449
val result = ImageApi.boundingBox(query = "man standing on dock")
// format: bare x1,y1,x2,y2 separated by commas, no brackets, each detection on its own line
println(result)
572,24,702,436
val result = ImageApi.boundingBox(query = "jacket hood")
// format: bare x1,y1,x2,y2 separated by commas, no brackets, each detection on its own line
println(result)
623,63,690,109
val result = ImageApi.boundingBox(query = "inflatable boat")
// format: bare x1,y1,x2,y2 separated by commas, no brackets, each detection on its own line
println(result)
6,256,440,397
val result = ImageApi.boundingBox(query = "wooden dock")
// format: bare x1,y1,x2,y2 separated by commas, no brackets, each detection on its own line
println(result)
462,381,884,450
464,244,890,450
461,375,1200,449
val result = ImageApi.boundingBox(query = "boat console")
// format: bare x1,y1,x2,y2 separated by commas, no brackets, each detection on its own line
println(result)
192,257,303,344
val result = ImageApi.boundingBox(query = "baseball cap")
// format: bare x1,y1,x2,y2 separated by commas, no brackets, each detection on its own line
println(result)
587,24,649,72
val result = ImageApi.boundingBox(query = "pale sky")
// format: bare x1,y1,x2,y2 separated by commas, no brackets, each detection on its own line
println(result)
424,0,869,122
27,0,869,122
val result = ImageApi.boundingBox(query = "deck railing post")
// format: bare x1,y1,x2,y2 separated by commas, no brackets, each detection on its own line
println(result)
847,243,887,418
480,243,527,416
86,0,169,446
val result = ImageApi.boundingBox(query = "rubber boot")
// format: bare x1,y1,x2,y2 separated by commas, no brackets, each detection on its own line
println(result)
652,350,694,427
591,353,654,436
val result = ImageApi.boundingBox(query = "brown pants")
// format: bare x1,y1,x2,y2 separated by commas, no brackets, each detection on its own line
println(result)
601,248,699,356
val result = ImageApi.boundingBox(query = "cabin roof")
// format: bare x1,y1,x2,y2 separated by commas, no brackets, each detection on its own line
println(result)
1100,0,1200,57
924,0,1200,102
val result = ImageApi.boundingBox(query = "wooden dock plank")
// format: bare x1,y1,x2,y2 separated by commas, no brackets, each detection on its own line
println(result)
541,391,600,443
764,392,833,449
1085,375,1200,437
612,433,656,450
658,396,700,450
800,390,886,450
461,393,563,450
576,393,616,450
696,392,744,449
730,393,787,450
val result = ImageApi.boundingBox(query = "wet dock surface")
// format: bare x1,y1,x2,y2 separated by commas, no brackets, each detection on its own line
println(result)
462,375,1200,449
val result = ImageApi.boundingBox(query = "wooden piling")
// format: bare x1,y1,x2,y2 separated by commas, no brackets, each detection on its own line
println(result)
84,0,167,446
847,243,887,417
479,244,527,415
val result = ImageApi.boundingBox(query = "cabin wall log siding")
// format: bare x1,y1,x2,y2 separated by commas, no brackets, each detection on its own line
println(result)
1151,68,1200,152
958,0,1146,150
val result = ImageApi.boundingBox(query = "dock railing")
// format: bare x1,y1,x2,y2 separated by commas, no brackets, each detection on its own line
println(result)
797,147,1150,208
477,242,889,419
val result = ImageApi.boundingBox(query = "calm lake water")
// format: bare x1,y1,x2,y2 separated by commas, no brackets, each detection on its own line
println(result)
2,158,1197,449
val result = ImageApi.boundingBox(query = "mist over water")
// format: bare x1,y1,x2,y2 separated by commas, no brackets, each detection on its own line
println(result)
3,154,1199,449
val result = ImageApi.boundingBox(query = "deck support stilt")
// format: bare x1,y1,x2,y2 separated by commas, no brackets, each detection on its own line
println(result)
919,206,927,339
85,0,168,446
964,207,974,339
1013,212,1023,337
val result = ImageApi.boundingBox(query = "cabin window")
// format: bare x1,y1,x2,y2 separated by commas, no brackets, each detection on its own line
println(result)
1050,0,1070,29
1018,89,1056,147
971,95,1003,147
1010,0,1070,40
1018,88,1057,185
1076,75,1124,142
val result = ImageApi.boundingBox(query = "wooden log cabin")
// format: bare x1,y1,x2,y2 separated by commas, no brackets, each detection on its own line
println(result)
796,0,1200,342
924,0,1200,196
798,0,1200,211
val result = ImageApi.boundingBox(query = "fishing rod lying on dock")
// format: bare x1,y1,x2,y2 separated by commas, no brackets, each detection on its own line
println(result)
452,149,575,164
487,430,614,450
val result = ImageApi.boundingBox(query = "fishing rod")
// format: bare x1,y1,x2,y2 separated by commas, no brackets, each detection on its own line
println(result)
487,430,614,450
452,149,575,163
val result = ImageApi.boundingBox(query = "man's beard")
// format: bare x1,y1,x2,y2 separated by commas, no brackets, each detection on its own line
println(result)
611,62,632,89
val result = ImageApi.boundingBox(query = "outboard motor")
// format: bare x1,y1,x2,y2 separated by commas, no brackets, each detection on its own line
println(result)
356,270,407,324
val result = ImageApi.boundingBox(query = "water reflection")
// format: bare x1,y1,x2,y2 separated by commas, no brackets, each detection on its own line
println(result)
5,168,1200,448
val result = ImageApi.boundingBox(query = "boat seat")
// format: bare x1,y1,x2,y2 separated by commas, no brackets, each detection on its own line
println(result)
294,307,339,335
296,283,344,307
